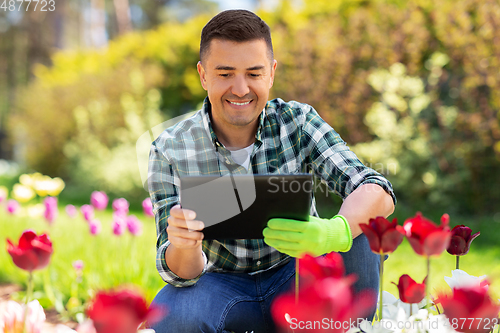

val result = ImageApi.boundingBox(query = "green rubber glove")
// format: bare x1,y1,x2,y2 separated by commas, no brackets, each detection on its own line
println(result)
263,215,353,258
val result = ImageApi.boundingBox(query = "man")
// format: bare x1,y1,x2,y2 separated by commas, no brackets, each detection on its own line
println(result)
148,9,395,333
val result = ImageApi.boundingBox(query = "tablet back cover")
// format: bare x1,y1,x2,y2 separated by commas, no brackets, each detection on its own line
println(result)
180,174,312,239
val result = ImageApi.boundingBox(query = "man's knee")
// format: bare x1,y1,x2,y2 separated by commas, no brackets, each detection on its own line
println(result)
341,234,380,292
150,313,217,333
149,284,221,333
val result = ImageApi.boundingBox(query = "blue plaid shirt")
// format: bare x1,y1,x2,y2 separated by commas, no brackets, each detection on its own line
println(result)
148,97,396,287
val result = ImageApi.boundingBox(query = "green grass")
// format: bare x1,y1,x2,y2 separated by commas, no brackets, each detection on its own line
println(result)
0,204,164,316
1,197,499,318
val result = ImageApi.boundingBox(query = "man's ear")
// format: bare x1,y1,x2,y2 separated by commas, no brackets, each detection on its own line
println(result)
197,61,208,91
269,59,277,88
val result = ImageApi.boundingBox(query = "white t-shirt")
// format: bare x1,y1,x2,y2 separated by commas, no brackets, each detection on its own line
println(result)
229,144,254,170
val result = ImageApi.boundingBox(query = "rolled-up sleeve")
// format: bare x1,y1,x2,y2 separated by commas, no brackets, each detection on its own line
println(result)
148,140,208,287
302,107,396,204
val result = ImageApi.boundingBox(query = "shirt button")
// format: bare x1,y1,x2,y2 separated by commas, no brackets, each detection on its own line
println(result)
256,260,261,266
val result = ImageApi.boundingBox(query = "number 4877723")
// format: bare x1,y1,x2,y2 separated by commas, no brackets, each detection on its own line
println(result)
1,0,56,12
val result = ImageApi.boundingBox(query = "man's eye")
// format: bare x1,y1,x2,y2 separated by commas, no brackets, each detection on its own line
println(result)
250,74,261,77
219,73,230,77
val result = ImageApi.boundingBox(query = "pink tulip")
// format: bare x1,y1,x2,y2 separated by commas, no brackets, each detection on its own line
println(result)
90,191,108,211
6,199,19,214
142,198,154,217
43,196,58,224
112,198,129,216
81,204,95,222
89,219,101,236
112,215,126,236
73,260,84,271
0,187,7,203
126,215,143,236
66,204,77,218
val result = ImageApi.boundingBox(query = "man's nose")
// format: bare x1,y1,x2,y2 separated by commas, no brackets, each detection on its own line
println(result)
231,75,250,97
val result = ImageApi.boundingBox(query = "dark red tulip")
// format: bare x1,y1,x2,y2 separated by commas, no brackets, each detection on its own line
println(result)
393,274,426,304
439,286,500,333
6,230,53,272
402,212,451,256
359,216,404,254
87,289,164,333
447,225,480,256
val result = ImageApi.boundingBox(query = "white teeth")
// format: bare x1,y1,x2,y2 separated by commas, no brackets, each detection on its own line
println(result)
229,101,250,106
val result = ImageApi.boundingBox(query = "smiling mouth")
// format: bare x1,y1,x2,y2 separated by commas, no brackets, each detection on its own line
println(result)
227,100,252,106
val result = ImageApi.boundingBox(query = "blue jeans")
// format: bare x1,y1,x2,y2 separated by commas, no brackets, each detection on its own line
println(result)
150,234,379,333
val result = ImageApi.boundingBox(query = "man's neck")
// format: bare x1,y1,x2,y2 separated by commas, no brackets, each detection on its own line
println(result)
214,123,257,150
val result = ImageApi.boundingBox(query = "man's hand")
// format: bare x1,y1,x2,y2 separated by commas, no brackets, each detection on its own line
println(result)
263,215,353,258
167,205,205,249
165,205,205,279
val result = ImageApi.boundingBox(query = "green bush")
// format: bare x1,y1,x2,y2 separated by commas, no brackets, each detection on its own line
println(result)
266,0,500,214
9,0,500,213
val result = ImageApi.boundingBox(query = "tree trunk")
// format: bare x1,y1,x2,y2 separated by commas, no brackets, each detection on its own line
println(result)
113,0,132,35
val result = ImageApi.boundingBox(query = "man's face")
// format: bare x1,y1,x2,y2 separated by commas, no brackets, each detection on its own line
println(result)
197,39,277,137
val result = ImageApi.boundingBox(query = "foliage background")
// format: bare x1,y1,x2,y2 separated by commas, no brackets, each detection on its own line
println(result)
4,0,499,216
1,0,500,322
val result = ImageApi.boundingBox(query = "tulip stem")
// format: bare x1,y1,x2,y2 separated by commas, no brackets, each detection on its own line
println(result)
295,257,299,305
456,256,459,270
426,256,431,315
379,253,384,321
22,272,33,333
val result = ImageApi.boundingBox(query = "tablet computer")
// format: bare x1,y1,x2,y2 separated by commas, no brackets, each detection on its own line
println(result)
180,174,312,239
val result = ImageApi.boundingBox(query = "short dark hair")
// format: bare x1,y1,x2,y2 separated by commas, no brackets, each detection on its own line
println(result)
200,9,273,63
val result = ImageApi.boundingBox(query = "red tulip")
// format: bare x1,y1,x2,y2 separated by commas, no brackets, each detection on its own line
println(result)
87,289,164,333
272,254,375,332
272,276,375,332
439,286,500,333
359,216,404,254
393,274,426,304
6,230,53,272
402,212,451,256
447,225,480,256
299,252,345,282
